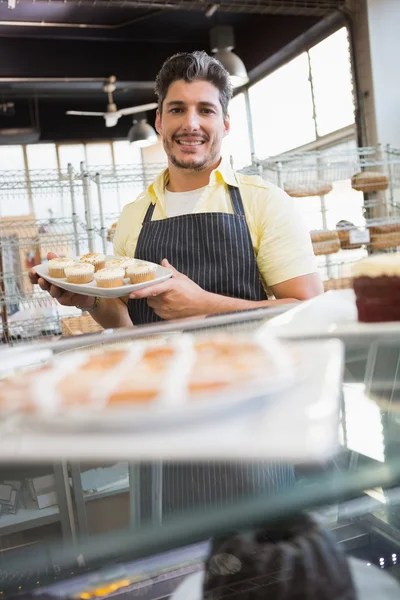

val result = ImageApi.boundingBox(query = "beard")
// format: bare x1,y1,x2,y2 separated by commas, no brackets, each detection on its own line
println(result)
163,134,221,172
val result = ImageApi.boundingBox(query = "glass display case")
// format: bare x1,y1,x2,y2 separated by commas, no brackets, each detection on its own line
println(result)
0,306,399,598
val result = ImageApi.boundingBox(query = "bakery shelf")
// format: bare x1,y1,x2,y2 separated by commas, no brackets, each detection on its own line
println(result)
0,505,60,536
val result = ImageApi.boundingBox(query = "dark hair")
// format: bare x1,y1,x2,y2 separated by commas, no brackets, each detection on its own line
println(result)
155,51,233,117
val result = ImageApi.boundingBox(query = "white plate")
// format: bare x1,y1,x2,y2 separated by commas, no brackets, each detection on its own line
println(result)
34,256,173,298
265,289,400,339
171,571,204,600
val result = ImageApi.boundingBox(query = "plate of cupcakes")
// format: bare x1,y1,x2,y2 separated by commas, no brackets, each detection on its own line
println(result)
34,253,173,298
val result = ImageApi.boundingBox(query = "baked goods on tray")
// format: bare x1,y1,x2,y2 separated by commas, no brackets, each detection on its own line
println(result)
310,230,340,256
0,335,294,421
352,254,400,322
351,171,389,193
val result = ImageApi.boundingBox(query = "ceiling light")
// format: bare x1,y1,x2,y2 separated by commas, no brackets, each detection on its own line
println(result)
210,25,249,89
128,119,157,147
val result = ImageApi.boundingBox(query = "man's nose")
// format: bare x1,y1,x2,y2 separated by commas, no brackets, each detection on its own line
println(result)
182,108,200,131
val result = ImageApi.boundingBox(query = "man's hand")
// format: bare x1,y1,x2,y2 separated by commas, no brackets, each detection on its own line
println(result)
29,252,95,309
129,259,212,320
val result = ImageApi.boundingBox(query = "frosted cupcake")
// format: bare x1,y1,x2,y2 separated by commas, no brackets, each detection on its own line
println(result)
65,263,94,284
79,252,106,272
352,254,400,322
48,258,77,278
127,263,157,284
94,267,125,289
105,257,137,274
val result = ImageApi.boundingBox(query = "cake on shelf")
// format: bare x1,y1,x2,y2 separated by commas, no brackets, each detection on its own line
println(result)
351,254,400,323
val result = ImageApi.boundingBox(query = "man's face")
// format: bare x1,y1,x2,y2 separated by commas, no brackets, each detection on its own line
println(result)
155,80,230,171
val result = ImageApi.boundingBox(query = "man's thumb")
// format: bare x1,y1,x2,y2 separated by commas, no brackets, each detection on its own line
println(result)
47,252,59,260
162,258,183,278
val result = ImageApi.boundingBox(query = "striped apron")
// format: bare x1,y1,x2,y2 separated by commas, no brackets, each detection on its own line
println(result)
128,184,294,520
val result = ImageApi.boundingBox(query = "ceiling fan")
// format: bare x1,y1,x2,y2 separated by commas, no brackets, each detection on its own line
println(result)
66,76,157,128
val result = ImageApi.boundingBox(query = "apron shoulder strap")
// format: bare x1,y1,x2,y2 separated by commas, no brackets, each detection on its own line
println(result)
142,201,156,224
228,184,246,216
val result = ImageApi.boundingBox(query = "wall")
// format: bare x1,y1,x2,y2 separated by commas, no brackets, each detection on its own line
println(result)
366,0,400,148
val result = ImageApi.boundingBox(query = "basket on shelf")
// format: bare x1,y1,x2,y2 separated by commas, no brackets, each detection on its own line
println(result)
369,221,400,250
323,277,353,292
351,171,389,193
61,314,103,337
310,230,341,256
336,220,365,250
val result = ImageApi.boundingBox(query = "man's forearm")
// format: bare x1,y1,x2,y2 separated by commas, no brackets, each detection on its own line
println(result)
203,292,299,315
90,297,132,329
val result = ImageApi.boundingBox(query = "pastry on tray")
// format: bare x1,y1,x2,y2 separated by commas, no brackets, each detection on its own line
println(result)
79,252,106,272
47,258,77,278
352,254,400,322
94,267,125,288
351,171,389,193
65,263,95,284
127,263,157,284
0,335,294,418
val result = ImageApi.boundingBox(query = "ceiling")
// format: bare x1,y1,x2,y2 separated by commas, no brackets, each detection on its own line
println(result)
0,0,348,141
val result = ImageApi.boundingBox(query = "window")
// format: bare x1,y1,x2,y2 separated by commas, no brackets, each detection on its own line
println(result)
309,28,355,136
0,145,30,217
113,141,142,165
26,143,64,220
57,144,86,171
85,142,113,167
249,53,316,159
223,93,252,169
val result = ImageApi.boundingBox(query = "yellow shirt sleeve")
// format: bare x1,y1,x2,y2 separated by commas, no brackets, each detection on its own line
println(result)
113,193,150,258
253,183,318,288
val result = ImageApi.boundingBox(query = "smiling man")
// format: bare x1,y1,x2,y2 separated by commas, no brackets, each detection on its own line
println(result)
29,51,322,514
31,50,322,326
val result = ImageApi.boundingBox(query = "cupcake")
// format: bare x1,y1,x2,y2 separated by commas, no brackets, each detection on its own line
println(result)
352,254,400,322
94,267,125,289
48,258,77,278
105,257,137,274
127,263,157,284
79,252,106,272
65,263,95,284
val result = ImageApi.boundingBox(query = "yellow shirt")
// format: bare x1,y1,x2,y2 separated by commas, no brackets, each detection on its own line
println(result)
113,159,317,288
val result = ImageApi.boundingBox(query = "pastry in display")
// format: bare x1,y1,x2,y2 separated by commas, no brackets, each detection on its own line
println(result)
351,171,389,193
0,335,294,417
310,230,340,256
64,263,95,284
47,258,77,278
284,182,332,198
351,254,400,322
127,263,157,284
94,267,125,288
79,252,106,272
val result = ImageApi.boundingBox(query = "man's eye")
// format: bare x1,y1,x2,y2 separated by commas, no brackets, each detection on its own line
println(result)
170,108,183,114
201,109,214,114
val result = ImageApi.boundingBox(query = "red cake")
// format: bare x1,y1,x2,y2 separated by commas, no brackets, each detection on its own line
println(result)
352,254,400,322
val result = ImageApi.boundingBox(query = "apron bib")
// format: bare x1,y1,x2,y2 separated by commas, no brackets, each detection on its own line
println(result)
128,184,294,520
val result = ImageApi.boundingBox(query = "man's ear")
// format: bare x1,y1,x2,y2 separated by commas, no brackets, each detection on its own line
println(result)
223,113,230,137
155,109,162,135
